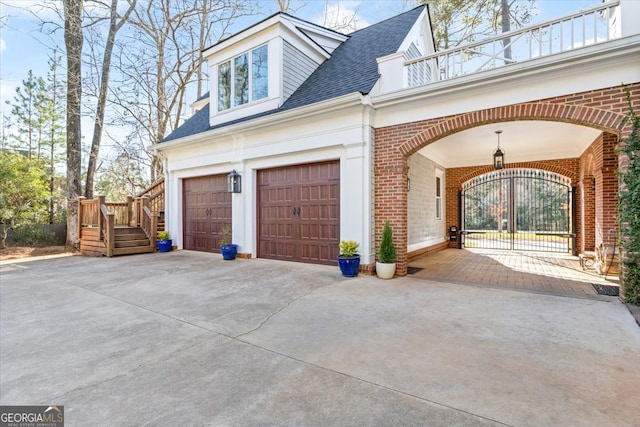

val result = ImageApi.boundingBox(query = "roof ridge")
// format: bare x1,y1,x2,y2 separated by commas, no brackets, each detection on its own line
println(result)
348,4,426,35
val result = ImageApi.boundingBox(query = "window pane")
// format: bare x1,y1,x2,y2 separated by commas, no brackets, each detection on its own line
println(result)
217,61,231,111
252,45,268,101
436,176,441,197
234,53,249,106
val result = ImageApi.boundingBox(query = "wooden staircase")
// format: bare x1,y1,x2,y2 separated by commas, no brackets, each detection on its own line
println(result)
113,227,156,255
78,179,165,257
80,226,156,256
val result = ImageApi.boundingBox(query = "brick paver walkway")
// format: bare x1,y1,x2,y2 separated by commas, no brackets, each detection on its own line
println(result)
408,248,619,300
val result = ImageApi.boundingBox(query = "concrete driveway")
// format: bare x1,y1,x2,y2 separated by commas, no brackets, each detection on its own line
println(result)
1,251,639,426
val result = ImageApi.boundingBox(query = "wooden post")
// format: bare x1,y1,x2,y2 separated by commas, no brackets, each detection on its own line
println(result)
126,195,134,226
77,196,86,239
103,208,115,257
150,212,158,250
97,195,106,241
134,197,142,227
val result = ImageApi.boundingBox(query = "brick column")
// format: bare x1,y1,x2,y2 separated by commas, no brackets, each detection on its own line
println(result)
374,143,409,276
580,177,595,252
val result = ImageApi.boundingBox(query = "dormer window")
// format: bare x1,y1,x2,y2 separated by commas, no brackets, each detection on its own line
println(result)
218,44,268,112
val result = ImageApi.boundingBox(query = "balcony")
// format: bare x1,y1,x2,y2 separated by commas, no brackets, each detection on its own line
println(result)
403,1,628,89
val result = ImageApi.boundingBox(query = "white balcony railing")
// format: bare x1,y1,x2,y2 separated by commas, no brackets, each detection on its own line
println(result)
406,1,621,87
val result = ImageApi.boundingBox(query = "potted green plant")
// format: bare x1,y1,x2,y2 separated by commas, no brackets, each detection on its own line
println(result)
337,240,360,277
376,221,396,279
157,230,172,252
219,228,238,260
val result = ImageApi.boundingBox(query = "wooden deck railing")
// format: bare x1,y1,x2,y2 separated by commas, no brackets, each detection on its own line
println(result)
405,1,621,86
78,190,161,255
138,178,165,214
139,196,158,245
105,196,133,226
78,197,100,228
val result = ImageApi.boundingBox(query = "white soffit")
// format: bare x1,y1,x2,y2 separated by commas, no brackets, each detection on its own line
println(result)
417,121,602,168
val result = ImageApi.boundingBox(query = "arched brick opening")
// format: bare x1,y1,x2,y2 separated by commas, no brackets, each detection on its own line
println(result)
374,83,638,278
444,159,580,251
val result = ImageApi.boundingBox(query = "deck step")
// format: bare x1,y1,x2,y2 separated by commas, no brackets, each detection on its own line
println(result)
81,225,157,256
112,246,156,256
115,233,148,241
115,239,151,248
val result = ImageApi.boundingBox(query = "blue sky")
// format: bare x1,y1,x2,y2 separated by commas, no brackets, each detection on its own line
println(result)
0,0,603,121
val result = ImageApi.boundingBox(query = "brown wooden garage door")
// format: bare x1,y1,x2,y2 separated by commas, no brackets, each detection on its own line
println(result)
258,161,340,265
183,175,231,253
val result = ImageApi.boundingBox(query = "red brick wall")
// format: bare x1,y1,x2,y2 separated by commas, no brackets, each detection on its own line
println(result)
579,148,596,252
374,83,639,276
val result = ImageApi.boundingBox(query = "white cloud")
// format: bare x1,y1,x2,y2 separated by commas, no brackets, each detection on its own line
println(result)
313,1,370,34
0,37,5,51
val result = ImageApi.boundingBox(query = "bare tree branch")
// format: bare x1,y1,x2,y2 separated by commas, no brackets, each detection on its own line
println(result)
84,0,137,198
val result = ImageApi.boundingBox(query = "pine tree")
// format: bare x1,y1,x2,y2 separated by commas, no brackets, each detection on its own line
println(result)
6,70,46,159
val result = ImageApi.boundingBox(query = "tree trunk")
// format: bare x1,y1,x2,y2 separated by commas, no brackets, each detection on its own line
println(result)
85,0,136,199
63,0,83,250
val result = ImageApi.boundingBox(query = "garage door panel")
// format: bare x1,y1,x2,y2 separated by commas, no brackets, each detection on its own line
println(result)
299,242,337,263
183,175,231,253
258,161,339,265
260,240,296,260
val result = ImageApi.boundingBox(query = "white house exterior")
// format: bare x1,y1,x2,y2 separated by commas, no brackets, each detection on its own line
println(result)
156,6,435,266
155,1,640,276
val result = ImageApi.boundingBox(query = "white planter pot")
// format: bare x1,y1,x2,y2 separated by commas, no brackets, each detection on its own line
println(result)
376,261,396,279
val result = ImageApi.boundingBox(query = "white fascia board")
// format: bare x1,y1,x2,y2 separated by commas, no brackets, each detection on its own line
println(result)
203,14,280,58
282,15,348,54
203,14,342,63
397,8,429,54
280,20,331,62
373,34,640,110
283,15,348,43
152,92,366,154
189,96,209,112
205,28,278,65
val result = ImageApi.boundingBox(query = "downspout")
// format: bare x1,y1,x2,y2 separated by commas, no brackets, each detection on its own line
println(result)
360,94,375,266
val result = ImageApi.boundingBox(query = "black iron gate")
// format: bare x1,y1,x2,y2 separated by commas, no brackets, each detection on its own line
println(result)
461,169,575,253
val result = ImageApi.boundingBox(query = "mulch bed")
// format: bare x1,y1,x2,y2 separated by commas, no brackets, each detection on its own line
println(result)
0,245,71,261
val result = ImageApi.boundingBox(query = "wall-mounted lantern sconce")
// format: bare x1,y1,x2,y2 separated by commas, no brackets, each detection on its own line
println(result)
227,169,241,193
493,130,505,170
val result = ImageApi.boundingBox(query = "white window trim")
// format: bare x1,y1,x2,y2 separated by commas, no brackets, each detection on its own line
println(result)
217,44,268,112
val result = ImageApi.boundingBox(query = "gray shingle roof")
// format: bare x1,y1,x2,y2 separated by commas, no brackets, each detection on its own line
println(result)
163,5,425,143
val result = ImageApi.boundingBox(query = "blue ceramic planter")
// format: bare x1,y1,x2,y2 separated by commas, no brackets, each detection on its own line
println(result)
220,244,238,260
157,239,172,252
337,255,360,277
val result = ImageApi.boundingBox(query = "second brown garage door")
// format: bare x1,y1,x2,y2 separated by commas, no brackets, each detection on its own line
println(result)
258,161,340,265
183,174,231,253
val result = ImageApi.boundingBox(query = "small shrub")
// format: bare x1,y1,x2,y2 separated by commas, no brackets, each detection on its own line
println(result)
339,240,359,256
157,230,170,241
623,262,640,304
220,228,231,246
378,221,396,263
